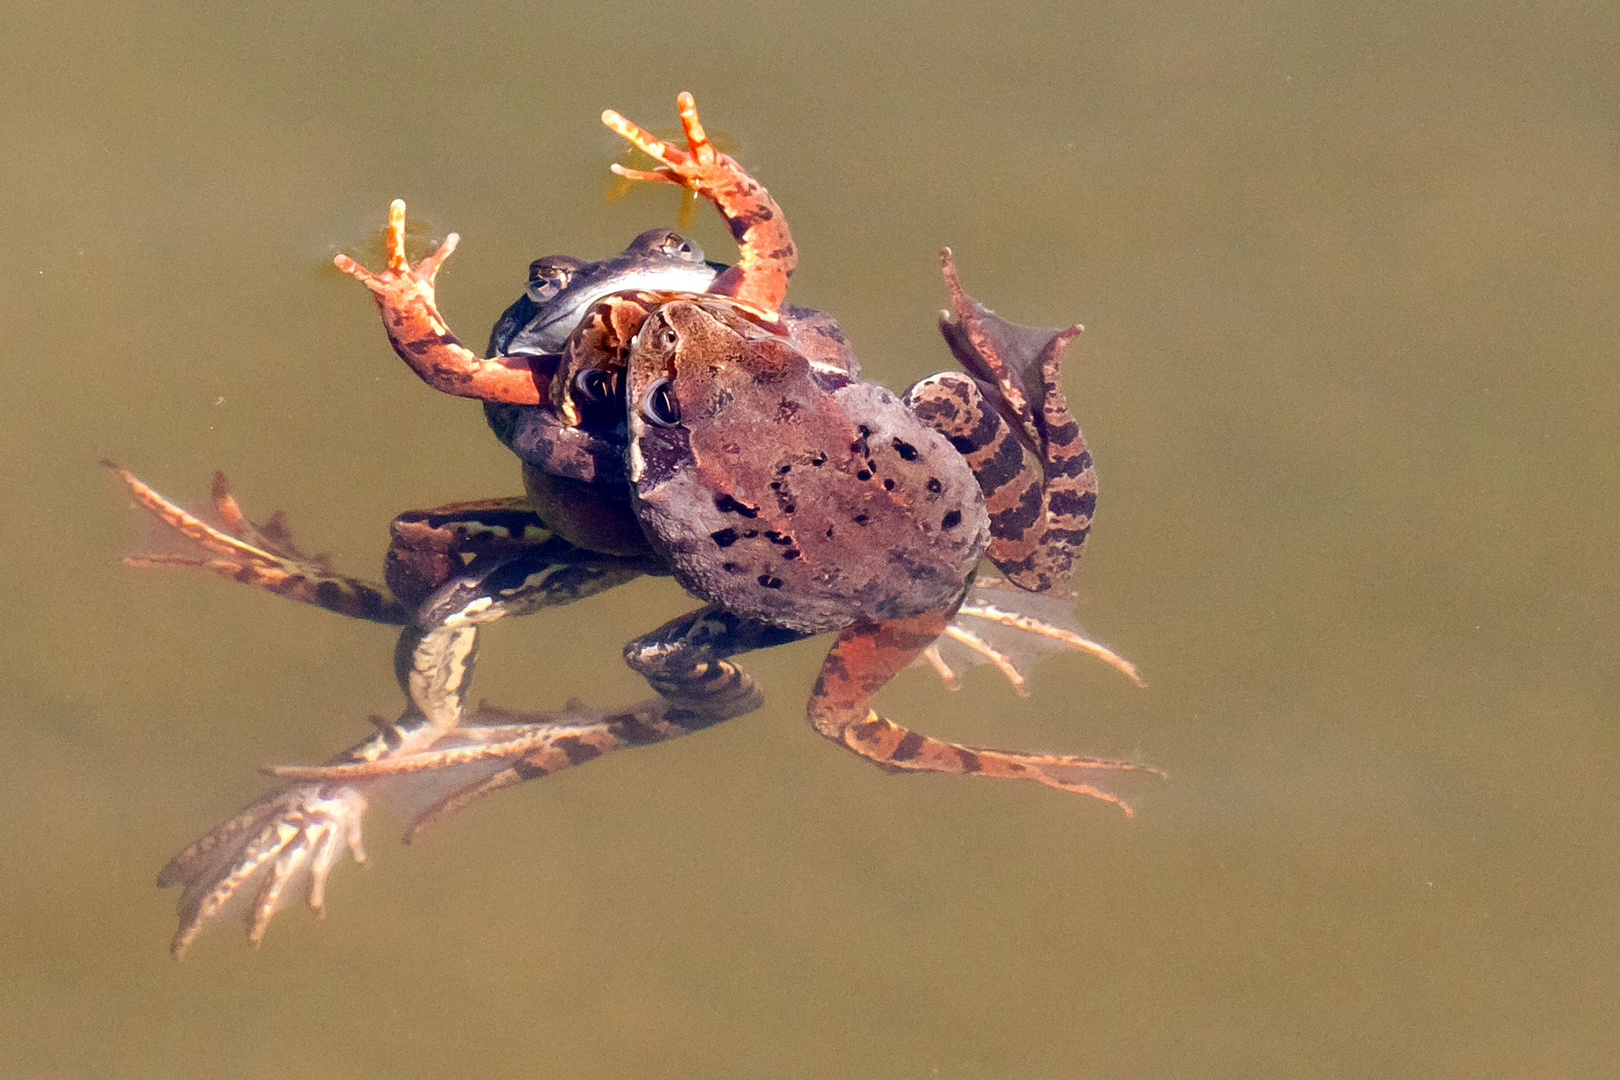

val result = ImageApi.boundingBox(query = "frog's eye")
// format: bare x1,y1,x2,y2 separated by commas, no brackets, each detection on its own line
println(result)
573,368,620,406
526,263,573,304
659,326,678,348
640,378,681,427
661,233,703,262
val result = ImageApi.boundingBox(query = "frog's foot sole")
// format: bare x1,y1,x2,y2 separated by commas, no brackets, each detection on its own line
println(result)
922,573,1144,694
335,200,544,404
158,785,367,959
267,700,695,841
107,463,408,623
603,92,795,314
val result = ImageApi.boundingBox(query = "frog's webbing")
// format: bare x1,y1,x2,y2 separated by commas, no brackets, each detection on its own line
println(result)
903,251,1097,595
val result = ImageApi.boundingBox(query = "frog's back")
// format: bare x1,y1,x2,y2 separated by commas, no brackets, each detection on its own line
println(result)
635,357,988,633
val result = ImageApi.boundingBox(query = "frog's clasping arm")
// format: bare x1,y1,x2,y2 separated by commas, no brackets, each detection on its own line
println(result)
335,200,550,405
603,92,797,316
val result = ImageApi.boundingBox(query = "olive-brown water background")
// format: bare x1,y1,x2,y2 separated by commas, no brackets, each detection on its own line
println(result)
5,2,1618,1077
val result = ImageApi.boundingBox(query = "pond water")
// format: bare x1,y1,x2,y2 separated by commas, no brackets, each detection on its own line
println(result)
4,2,1617,1077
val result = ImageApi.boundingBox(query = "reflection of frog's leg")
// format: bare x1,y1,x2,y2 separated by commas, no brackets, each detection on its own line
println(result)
603,92,797,315
107,462,411,623
914,250,1098,594
335,199,548,404
156,541,650,957
808,607,1160,814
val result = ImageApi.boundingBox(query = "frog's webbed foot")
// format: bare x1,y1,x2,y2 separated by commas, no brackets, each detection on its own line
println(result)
107,463,409,623
923,573,1144,694
914,250,1098,593
335,199,546,404
158,784,367,959
810,609,1161,815
603,92,796,315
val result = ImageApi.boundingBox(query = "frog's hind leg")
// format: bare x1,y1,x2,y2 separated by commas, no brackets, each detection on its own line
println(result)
261,605,807,844
107,462,411,623
156,538,650,955
809,609,1160,814
911,250,1098,593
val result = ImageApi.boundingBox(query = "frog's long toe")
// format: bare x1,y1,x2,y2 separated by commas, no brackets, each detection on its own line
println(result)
108,463,408,623
928,573,1144,693
810,611,1162,814
159,785,367,959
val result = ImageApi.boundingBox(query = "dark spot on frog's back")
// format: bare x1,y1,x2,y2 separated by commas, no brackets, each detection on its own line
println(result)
713,493,760,518
941,509,963,530
710,528,740,548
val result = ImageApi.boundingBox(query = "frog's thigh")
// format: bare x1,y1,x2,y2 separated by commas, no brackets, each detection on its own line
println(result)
807,608,1146,810
394,538,650,732
384,497,554,609
623,605,808,725
904,373,1047,582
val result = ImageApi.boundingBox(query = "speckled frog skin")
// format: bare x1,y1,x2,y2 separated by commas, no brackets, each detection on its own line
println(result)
625,299,988,632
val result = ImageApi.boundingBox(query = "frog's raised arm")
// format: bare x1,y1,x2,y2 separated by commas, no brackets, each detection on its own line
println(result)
604,92,797,316
336,94,795,403
335,201,551,405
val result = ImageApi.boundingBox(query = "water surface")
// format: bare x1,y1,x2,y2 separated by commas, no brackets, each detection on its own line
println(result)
3,2,1617,1077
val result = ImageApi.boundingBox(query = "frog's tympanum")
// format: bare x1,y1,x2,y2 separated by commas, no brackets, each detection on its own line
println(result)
110,94,1154,958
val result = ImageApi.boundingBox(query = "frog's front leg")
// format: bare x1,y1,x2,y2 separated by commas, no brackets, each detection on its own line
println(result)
604,92,796,314
335,200,550,404
808,606,1160,814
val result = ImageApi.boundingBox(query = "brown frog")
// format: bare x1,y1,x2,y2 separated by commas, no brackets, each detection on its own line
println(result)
108,94,1152,957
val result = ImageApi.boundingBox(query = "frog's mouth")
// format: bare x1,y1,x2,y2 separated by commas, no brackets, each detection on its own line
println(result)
500,263,723,356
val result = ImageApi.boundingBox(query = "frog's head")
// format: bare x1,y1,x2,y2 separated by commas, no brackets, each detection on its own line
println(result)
623,299,801,487
488,229,720,359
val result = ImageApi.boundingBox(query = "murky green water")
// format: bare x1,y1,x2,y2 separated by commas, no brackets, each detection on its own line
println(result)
4,2,1617,1077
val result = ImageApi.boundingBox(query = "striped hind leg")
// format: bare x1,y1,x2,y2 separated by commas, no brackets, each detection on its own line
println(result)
155,539,649,956
808,607,1159,813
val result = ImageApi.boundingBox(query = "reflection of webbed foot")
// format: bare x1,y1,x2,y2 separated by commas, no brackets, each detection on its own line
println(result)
923,573,1143,694
106,463,407,623
158,785,367,959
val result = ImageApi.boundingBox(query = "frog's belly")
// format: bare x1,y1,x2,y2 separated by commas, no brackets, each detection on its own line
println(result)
636,382,990,633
